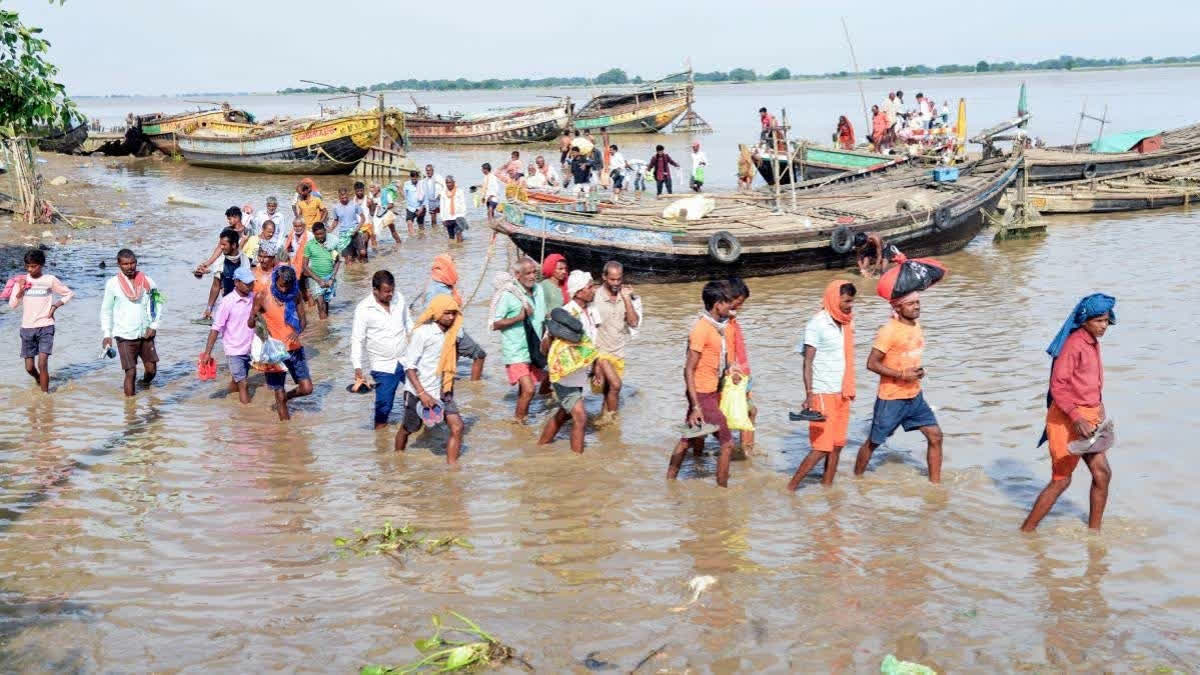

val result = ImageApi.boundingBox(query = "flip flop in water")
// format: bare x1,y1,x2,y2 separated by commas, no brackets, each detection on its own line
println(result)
346,378,374,394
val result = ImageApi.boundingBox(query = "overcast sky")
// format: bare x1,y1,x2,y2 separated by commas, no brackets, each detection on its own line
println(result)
16,0,1200,96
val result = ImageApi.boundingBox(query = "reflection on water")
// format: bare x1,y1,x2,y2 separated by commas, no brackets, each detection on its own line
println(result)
2,71,1199,670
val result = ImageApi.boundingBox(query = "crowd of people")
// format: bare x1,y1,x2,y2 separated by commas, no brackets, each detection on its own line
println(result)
869,90,956,154
4,162,1118,531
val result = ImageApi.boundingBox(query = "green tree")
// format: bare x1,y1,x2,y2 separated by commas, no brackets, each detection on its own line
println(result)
0,5,76,136
767,67,791,80
728,67,757,81
595,68,628,85
976,60,990,72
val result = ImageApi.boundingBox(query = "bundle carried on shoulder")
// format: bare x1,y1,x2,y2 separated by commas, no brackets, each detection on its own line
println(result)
876,254,947,301
546,307,598,383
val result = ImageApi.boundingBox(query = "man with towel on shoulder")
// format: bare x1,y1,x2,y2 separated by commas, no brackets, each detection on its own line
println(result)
395,294,465,467
1021,293,1116,532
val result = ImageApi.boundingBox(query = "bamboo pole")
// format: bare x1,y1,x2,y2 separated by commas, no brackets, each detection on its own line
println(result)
842,17,871,139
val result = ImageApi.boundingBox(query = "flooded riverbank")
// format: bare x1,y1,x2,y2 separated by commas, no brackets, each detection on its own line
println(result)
2,70,1199,671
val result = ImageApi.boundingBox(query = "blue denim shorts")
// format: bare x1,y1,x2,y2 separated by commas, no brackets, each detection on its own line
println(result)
869,391,938,444
227,354,251,382
265,347,310,390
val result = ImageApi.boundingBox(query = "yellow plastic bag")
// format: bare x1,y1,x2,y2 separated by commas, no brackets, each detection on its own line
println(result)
718,375,754,431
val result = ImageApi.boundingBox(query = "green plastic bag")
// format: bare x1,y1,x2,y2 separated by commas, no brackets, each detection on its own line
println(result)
693,165,706,182
718,375,754,431
881,654,936,675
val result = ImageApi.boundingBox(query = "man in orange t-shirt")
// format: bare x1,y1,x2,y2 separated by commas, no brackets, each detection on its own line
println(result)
853,291,943,483
667,280,737,487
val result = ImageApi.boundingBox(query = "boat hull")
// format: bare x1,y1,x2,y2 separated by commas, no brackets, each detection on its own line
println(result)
493,162,1018,283
1026,151,1200,183
138,109,249,155
573,98,688,133
176,114,383,175
756,147,904,186
407,105,570,145
1030,190,1199,214
36,122,89,154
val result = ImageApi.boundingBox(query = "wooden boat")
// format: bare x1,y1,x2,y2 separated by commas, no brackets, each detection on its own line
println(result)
136,105,254,155
174,110,404,175
1021,154,1200,214
405,101,570,145
489,156,1020,283
756,145,910,186
36,121,89,154
1024,121,1200,183
573,77,690,133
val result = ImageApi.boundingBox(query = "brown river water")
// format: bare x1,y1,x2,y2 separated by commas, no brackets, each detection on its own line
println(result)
2,69,1199,672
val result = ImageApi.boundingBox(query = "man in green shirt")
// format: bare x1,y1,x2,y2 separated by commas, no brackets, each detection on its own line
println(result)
491,257,547,423
303,221,341,320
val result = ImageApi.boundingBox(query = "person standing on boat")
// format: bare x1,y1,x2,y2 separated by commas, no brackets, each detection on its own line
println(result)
608,145,629,198
500,151,524,183
870,105,890,152
418,164,445,231
759,107,779,145
438,175,469,243
591,261,641,427
689,141,708,192
1021,294,1116,532
836,116,856,150
882,92,898,126
853,291,943,483
569,148,594,198
647,145,679,197
492,257,548,424
558,130,573,173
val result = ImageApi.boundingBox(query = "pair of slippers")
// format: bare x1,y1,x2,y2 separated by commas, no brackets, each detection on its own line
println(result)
346,380,374,394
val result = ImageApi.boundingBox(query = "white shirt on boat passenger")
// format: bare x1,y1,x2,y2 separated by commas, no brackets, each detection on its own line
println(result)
526,172,549,189
538,164,562,186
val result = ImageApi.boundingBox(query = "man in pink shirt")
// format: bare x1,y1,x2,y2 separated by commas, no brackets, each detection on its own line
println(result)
199,267,257,404
499,151,524,183
9,249,73,392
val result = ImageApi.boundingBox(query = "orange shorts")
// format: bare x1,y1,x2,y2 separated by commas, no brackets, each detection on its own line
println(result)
808,393,852,452
1046,404,1101,480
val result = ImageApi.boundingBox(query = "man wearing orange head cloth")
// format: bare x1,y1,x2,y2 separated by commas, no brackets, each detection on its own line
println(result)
423,254,486,380
788,280,857,489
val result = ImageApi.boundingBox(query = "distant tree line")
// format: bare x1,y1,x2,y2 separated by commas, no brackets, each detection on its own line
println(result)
276,54,1200,95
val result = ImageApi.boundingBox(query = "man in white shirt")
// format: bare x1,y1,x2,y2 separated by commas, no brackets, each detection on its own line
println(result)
787,280,858,489
100,248,163,397
351,270,413,429
480,162,503,222
608,145,628,198
689,141,708,193
534,155,561,188
418,164,445,231
253,196,288,249
395,294,464,466
538,270,599,454
438,175,469,243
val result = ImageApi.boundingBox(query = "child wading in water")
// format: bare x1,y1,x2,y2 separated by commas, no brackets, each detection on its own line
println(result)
9,249,73,392
1021,293,1116,532
667,280,737,487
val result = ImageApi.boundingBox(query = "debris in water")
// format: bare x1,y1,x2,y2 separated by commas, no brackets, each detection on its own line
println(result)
360,612,524,674
334,521,472,560
669,574,717,612
166,193,206,208
880,653,937,675
49,176,68,186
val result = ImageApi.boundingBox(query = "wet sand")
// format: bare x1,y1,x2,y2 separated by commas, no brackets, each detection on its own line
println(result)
2,71,1200,671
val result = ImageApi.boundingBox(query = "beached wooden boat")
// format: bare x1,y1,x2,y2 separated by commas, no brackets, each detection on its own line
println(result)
35,121,89,154
405,101,570,145
1020,154,1200,214
174,110,404,175
1025,121,1200,183
756,146,911,186
573,78,690,133
136,106,254,155
489,156,1019,282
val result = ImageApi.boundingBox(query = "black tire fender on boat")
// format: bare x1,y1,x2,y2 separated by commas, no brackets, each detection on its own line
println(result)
1081,163,1097,179
830,226,855,254
707,231,742,264
933,205,952,231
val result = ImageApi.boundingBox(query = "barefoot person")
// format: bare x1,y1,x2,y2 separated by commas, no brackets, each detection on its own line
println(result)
423,254,486,381
302,222,342,320
853,291,943,483
200,267,256,405
200,228,250,322
395,294,465,466
250,265,313,421
667,281,737,487
1021,294,1116,532
491,257,547,423
100,249,163,397
351,270,412,429
10,249,73,393
591,261,641,426
539,271,599,454
788,280,857,489
725,278,757,455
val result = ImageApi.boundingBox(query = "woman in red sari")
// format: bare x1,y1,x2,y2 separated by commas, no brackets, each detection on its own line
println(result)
836,116,856,150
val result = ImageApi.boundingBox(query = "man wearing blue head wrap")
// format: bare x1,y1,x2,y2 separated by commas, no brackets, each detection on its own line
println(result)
1021,293,1116,532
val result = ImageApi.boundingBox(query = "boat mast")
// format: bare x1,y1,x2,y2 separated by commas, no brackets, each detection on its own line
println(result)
841,17,871,139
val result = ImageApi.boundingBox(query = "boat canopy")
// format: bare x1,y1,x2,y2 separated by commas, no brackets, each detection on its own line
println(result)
1089,129,1162,153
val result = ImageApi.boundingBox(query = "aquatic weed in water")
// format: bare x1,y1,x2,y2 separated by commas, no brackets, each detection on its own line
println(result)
360,612,523,674
334,521,472,559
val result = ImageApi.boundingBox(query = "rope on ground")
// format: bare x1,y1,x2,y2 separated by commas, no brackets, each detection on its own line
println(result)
462,234,498,308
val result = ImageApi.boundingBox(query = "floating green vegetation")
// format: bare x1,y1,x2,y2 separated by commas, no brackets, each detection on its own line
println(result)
361,612,523,674
334,522,472,559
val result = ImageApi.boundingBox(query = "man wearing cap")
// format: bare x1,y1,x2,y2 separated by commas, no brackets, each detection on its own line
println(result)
199,266,257,405
539,270,599,454
853,290,943,483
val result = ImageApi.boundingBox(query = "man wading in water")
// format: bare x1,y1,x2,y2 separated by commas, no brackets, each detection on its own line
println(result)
853,291,943,483
591,261,642,427
100,249,162,397
492,258,547,424
1021,294,1116,532
250,265,313,421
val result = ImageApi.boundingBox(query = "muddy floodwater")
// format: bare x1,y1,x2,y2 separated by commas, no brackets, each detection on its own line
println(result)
2,69,1199,671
